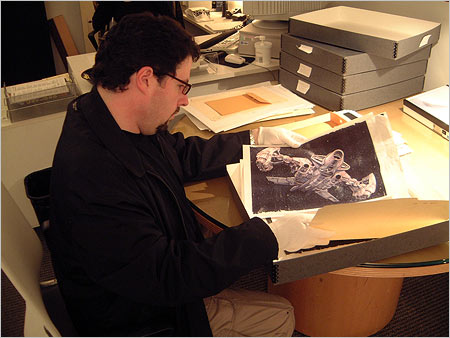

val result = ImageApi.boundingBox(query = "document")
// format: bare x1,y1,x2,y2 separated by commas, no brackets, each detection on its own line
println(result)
205,92,272,115
185,84,314,133
234,113,409,219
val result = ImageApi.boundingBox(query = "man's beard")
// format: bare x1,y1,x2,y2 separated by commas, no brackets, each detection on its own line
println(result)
156,108,180,133
156,121,169,133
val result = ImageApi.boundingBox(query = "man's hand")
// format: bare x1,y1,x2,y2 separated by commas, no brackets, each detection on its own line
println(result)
267,214,335,259
252,127,307,148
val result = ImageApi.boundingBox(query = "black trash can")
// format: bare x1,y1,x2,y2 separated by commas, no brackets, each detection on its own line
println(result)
24,167,52,228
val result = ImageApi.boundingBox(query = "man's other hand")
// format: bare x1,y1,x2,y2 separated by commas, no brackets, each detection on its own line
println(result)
252,127,307,148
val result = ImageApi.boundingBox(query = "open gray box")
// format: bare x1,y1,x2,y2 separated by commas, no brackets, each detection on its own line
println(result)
280,51,428,95
281,34,432,76
289,6,440,60
226,169,449,285
279,68,425,111
271,220,448,284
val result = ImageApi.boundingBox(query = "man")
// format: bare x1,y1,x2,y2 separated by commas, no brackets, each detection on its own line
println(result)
48,13,324,337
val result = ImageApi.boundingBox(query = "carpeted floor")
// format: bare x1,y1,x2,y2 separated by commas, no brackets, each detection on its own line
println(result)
2,229,448,337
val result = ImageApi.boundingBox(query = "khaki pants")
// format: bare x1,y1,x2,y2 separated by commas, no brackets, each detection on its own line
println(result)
204,289,295,337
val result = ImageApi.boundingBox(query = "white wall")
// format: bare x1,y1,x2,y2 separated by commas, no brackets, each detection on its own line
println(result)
327,1,449,91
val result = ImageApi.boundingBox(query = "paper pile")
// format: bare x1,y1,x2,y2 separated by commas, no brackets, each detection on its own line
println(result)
227,113,411,220
183,83,315,133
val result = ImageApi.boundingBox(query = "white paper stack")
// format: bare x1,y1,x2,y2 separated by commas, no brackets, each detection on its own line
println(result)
184,83,315,133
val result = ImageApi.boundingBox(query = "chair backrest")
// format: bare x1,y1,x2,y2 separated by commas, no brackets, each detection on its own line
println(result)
1,183,61,337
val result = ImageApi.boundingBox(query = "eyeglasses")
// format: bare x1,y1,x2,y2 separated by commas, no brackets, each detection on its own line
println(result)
164,73,192,95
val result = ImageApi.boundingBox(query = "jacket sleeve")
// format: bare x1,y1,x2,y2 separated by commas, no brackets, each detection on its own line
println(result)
57,160,278,307
163,130,250,182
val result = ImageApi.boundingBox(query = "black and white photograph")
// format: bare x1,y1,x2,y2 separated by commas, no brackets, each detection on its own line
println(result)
249,121,387,215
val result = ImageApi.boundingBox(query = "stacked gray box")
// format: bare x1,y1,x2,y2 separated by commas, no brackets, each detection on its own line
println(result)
279,6,440,111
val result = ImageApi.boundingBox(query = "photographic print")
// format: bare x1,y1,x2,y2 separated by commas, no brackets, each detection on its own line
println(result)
249,121,387,216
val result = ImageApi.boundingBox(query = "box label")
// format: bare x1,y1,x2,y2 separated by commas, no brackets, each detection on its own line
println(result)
297,63,312,77
296,80,310,94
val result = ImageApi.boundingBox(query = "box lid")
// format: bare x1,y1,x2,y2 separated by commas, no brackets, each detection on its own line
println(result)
289,6,440,60
403,85,450,138
281,34,432,75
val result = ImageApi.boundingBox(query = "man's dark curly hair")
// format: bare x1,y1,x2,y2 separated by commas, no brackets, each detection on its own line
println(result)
90,12,200,91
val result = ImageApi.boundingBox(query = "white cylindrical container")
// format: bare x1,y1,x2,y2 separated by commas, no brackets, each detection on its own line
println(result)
254,36,272,67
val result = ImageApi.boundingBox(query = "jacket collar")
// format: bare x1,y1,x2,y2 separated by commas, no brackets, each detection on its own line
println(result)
80,86,146,177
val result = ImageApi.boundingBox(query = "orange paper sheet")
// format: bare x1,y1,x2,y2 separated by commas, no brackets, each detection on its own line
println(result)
310,199,449,240
205,92,271,116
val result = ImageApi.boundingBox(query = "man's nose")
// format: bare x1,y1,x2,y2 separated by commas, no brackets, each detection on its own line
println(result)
179,95,189,106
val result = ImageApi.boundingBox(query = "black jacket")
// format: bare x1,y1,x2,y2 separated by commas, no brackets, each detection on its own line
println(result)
48,87,278,336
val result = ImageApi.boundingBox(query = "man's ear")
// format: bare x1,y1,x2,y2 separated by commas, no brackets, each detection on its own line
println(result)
135,66,155,93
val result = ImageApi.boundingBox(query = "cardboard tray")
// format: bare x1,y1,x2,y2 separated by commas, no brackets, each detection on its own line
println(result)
289,6,441,60
279,68,424,111
280,51,428,95
281,34,432,75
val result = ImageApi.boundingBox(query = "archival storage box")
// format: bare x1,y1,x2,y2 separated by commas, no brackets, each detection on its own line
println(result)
279,68,425,111
281,34,432,76
280,51,428,95
403,85,449,140
288,6,441,60
267,198,449,285
5,79,77,123
271,219,448,285
225,113,449,285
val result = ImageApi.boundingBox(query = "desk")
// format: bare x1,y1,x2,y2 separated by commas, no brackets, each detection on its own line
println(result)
174,99,449,336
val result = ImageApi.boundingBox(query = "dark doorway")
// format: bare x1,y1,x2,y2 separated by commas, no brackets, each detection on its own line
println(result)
2,1,56,86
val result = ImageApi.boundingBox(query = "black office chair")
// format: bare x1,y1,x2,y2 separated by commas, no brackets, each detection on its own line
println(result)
2,182,78,336
23,168,175,336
